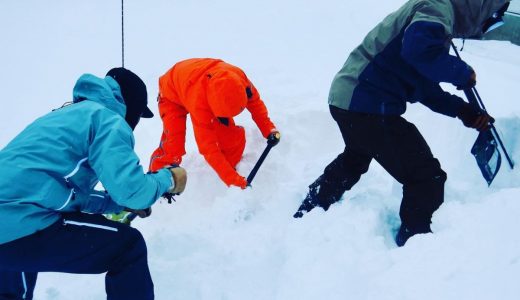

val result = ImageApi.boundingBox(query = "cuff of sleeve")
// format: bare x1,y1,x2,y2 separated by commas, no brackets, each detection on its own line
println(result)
156,168,175,195
261,126,277,138
104,202,125,214
444,95,466,118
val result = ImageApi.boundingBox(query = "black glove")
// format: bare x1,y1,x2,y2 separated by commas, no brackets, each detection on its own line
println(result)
457,103,494,131
162,192,177,204
267,131,281,146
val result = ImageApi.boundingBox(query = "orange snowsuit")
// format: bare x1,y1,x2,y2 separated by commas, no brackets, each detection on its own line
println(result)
149,58,276,187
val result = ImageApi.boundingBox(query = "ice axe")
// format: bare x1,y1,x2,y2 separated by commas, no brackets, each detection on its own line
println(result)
125,193,178,224
246,132,281,187
451,42,514,185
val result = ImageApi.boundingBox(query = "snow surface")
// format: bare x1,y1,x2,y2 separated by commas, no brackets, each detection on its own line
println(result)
1,1,520,299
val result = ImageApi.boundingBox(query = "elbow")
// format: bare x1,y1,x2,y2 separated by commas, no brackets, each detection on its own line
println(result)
401,51,416,70
400,38,423,69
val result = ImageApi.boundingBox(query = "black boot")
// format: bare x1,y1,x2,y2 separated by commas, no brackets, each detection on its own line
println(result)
293,178,322,218
395,224,431,247
293,175,348,218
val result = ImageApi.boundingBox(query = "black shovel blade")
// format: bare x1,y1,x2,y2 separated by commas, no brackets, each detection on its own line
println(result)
471,130,501,186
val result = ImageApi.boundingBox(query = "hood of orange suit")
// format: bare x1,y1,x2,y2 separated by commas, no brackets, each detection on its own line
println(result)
206,70,248,118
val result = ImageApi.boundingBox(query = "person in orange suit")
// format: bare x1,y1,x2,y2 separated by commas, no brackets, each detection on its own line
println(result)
150,58,280,189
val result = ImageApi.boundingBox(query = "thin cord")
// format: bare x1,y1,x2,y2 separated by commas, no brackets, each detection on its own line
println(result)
121,0,125,68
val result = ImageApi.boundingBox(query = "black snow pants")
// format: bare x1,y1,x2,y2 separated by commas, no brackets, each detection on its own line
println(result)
320,105,446,231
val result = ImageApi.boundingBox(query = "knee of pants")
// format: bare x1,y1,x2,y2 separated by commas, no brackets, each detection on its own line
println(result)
403,166,446,211
420,167,447,188
125,227,147,256
109,227,148,273
406,158,447,186
323,150,371,181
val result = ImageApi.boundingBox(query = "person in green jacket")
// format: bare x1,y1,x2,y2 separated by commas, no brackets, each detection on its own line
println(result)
0,68,187,299
294,0,509,246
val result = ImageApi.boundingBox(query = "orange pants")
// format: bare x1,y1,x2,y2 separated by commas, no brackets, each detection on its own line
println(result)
149,118,246,171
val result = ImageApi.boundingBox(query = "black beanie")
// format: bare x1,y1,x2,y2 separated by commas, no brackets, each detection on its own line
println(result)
106,67,153,130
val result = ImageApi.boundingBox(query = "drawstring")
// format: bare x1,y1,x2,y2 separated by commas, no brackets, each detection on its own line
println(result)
52,101,74,112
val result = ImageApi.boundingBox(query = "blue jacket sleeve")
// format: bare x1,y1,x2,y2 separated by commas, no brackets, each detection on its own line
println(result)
414,79,466,117
88,110,173,210
401,21,473,86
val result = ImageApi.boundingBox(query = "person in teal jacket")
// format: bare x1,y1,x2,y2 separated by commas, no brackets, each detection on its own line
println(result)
0,68,187,300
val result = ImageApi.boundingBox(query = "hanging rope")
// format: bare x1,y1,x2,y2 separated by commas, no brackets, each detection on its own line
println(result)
121,0,125,67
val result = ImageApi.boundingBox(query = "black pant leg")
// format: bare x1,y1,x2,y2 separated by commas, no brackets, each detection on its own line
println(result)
372,117,446,231
307,107,373,209
0,213,153,300
312,149,372,209
0,271,37,300
330,106,445,231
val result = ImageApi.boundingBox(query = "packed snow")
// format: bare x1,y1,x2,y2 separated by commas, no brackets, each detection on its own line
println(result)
1,0,519,299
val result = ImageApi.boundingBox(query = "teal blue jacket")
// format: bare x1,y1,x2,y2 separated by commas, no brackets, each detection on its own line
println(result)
0,74,173,244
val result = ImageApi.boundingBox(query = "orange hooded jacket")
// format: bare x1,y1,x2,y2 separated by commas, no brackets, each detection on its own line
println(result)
150,58,276,187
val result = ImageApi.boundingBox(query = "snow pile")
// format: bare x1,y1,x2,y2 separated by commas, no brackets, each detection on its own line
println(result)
1,1,519,299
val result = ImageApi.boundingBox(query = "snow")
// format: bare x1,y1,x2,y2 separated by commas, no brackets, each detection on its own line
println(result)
1,0,520,299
